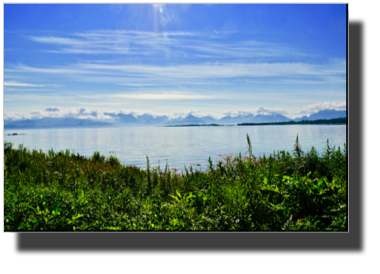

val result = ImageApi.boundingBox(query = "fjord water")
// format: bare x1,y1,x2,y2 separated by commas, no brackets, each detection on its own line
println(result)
4,125,346,171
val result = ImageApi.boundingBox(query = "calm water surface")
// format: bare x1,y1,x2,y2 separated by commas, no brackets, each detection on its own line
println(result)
4,125,346,171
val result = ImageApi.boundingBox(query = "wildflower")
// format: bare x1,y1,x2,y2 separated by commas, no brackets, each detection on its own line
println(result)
105,179,109,183
296,146,300,157
103,172,106,175
76,168,79,172
98,169,102,172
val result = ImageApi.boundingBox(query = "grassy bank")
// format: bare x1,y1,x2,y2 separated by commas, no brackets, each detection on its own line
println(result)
4,135,347,231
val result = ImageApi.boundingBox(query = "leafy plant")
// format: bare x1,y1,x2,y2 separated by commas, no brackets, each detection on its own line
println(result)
4,135,347,231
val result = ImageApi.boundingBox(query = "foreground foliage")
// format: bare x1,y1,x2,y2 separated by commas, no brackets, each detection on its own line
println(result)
4,135,347,231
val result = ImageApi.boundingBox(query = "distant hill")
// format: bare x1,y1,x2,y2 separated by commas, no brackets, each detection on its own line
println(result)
219,115,237,124
199,116,218,124
251,114,291,123
239,117,347,126
116,113,141,124
136,114,156,125
153,115,169,124
294,109,346,121
218,113,290,124
137,114,169,125
178,114,206,125
4,119,16,125
237,114,255,123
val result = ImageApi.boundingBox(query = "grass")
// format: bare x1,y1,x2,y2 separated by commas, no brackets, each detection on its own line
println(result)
4,134,347,231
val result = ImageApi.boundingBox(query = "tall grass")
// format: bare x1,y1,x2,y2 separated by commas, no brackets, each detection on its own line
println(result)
4,135,347,231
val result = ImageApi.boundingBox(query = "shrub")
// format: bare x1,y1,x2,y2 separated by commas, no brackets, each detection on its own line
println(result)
107,155,121,167
92,151,105,163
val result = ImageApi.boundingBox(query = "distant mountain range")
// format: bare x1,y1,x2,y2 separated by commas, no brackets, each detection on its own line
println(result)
4,117,113,129
4,109,347,129
293,109,347,122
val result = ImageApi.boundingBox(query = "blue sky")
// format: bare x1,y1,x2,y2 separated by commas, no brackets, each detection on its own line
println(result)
4,4,347,120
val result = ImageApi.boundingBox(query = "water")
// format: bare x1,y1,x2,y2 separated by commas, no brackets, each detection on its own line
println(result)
4,125,346,171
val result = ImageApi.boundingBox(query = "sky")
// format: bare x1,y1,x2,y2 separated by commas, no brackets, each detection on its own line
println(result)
4,4,347,120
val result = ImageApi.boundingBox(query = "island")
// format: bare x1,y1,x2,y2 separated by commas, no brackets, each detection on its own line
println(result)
162,124,231,127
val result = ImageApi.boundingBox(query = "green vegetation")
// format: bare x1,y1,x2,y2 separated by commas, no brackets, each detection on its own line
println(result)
4,135,347,231
238,117,347,126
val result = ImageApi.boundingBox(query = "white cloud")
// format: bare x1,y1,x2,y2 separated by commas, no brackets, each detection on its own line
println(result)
21,107,115,120
28,36,87,45
64,108,114,120
169,110,201,119
222,107,288,117
299,101,346,115
78,102,122,106
4,112,28,120
4,81,46,87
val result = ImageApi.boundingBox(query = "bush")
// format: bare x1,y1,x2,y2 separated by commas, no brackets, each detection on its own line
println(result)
107,155,121,167
4,141,13,154
92,151,105,163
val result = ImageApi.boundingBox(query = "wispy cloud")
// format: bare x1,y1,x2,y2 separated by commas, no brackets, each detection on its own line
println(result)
78,102,122,106
8,30,346,91
4,81,47,87
78,92,214,100
4,87,52,92
4,94,75,102
28,36,87,45
26,30,306,59
222,106,288,117
12,59,346,83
